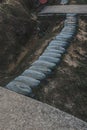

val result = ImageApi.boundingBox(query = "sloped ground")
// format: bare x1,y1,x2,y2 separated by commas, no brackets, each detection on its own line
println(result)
0,0,63,85
35,17,87,122
0,0,36,73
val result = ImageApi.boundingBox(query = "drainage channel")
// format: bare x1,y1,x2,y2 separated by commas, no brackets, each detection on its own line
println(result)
5,0,78,97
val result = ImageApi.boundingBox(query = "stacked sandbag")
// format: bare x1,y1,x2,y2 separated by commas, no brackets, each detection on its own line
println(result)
6,0,78,97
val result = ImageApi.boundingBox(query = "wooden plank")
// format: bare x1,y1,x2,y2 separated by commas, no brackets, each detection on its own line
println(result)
39,5,87,15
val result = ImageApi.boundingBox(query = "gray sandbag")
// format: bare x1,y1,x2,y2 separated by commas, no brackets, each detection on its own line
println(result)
57,35,72,40
54,38,66,42
6,81,32,96
29,66,51,74
60,32,75,35
66,20,77,24
60,35,73,40
62,31,76,36
49,39,68,44
14,76,40,89
60,0,68,4
55,36,69,42
39,56,60,64
22,69,45,80
44,49,65,54
60,32,74,36
49,40,59,44
66,14,77,17
49,43,68,48
32,60,56,69
66,18,77,23
62,29,76,33
49,41,68,46
46,46,65,51
42,52,61,58
59,33,73,37
65,23,76,26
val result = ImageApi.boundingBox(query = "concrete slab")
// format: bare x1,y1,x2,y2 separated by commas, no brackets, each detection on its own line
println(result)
0,87,87,130
39,5,87,15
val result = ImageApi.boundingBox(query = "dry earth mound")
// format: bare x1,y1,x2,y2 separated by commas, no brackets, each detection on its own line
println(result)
0,0,36,73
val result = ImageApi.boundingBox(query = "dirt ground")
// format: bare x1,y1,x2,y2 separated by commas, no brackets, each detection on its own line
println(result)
35,17,87,122
33,0,87,122
0,0,64,85
0,15,64,86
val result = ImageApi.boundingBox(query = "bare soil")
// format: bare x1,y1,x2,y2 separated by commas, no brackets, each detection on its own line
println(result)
0,0,63,85
0,15,64,86
35,17,87,122
33,0,87,122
